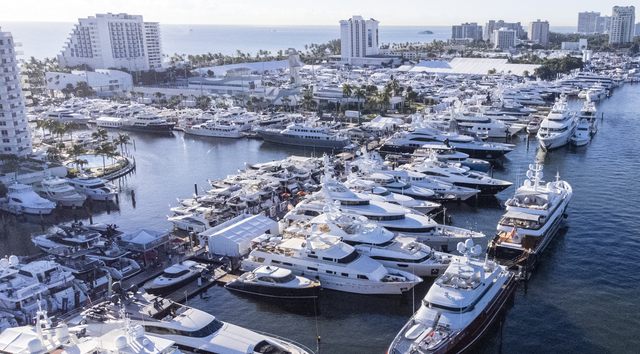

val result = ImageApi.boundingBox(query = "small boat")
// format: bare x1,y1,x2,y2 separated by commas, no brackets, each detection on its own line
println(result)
144,260,207,295
225,265,321,299
0,184,57,215
570,119,591,146
526,117,541,134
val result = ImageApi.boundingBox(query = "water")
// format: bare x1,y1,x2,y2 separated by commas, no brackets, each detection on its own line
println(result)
3,22,575,60
1,86,638,352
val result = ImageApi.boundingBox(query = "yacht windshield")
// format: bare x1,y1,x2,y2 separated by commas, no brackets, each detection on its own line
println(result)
337,250,360,264
253,340,289,354
145,319,224,337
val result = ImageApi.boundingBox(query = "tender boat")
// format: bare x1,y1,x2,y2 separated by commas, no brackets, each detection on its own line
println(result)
570,119,591,146
225,265,321,299
388,239,518,354
144,260,207,295
0,183,57,215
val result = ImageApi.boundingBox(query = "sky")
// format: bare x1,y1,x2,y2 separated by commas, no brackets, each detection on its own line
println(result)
0,0,637,26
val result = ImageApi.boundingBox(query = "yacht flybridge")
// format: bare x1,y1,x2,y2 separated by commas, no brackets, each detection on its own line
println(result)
388,239,517,354
536,96,578,150
488,164,572,270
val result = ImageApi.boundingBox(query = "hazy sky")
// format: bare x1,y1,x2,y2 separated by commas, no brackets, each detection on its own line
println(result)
1,0,637,26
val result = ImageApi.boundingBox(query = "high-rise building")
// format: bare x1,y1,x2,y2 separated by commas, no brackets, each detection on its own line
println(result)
451,22,483,41
636,22,640,37
596,16,612,33
58,13,163,71
609,6,636,44
485,20,527,42
340,16,380,63
451,22,482,41
493,28,516,50
529,20,550,46
0,27,32,157
578,11,601,34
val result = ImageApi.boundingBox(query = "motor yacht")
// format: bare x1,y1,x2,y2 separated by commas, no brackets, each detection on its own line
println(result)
570,119,592,146
536,96,577,150
225,265,321,299
243,234,422,295
144,261,207,295
33,176,87,207
0,256,50,325
345,178,441,214
388,239,517,354
184,119,243,138
0,183,57,215
290,209,453,277
377,169,481,201
121,113,175,134
256,122,351,150
31,223,103,254
488,164,572,270
67,175,118,201
404,158,512,195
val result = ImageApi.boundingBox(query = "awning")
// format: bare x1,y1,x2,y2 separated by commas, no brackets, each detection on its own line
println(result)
503,211,540,221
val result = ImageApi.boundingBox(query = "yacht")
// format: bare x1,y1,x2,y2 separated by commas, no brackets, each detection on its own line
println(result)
578,99,598,120
413,144,491,172
144,261,207,295
184,119,243,138
31,223,103,254
121,113,175,133
404,158,512,195
97,295,313,354
0,256,50,325
488,164,572,270
225,265,321,299
357,171,436,200
376,169,480,201
454,115,522,139
536,97,578,150
388,239,518,354
33,176,87,208
87,242,142,280
44,108,91,124
291,210,453,277
256,122,351,150
68,175,118,201
526,117,542,135
345,178,441,214
243,234,422,295
570,119,592,146
0,183,57,215
0,306,182,354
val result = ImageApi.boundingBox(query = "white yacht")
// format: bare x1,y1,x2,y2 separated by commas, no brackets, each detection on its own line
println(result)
0,256,50,325
68,176,118,201
121,113,175,133
144,261,207,295
289,210,453,277
388,239,517,354
124,296,312,354
243,234,422,295
184,119,243,138
33,177,87,207
488,164,572,270
31,223,103,254
256,122,351,149
345,178,441,214
403,158,512,195
376,169,480,201
357,171,436,200
454,114,522,138
536,97,577,150
44,108,90,124
0,183,57,215
570,119,592,146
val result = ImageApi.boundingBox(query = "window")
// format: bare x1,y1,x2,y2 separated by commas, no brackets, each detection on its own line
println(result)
357,274,369,280
307,267,318,271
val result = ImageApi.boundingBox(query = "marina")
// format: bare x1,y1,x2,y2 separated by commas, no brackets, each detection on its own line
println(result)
1,5,640,353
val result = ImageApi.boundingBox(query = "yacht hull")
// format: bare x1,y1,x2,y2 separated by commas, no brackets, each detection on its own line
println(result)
258,130,350,149
121,124,175,134
224,281,321,299
145,273,201,295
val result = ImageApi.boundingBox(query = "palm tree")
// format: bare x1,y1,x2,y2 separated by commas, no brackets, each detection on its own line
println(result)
342,83,353,110
94,142,117,175
74,158,88,172
353,86,366,113
91,128,109,143
67,143,86,160
113,133,131,154
46,146,61,162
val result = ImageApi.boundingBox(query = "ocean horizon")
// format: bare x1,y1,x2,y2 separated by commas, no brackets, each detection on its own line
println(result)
2,21,575,60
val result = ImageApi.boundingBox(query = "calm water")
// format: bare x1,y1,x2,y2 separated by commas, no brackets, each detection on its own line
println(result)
3,22,575,59
1,85,638,352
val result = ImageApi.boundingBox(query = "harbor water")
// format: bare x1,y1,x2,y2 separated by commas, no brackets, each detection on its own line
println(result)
1,84,639,353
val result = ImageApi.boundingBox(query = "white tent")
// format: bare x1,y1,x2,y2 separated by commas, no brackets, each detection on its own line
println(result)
200,214,278,257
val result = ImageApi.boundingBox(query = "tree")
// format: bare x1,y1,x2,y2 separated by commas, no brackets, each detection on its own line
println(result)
61,83,75,98
353,86,366,113
67,143,86,161
301,86,315,111
91,128,109,143
74,81,96,97
46,146,62,162
113,133,131,154
94,142,117,175
196,95,212,110
0,155,20,180
73,158,88,172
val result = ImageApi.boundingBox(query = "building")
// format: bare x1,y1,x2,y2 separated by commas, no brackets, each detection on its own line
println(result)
609,6,636,44
45,69,133,97
561,39,589,51
597,16,612,33
578,12,601,34
485,20,527,42
636,22,640,37
58,13,163,71
529,20,550,46
493,28,516,50
451,22,483,41
0,27,32,157
340,15,380,63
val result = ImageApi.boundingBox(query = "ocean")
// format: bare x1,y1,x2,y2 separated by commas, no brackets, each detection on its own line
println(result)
2,22,575,60
1,85,639,353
